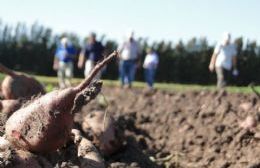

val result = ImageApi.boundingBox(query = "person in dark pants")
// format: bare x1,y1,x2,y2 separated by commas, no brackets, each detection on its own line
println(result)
143,48,159,89
209,32,238,88
118,31,140,88
78,32,104,80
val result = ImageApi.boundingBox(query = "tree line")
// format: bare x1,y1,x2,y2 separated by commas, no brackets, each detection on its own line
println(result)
0,20,260,85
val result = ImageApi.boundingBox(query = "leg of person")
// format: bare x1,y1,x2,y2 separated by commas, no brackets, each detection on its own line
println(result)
85,60,100,83
149,68,156,88
84,59,94,78
64,62,73,87
58,62,66,89
216,67,225,88
144,68,151,88
223,68,231,86
124,61,131,86
93,63,102,81
119,60,126,86
128,60,136,87
147,68,155,88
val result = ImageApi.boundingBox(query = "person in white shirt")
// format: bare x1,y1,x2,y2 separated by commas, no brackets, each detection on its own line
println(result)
118,31,140,88
209,32,238,88
143,48,159,89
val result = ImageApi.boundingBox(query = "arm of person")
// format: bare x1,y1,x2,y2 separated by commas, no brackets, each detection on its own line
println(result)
209,53,217,72
232,55,239,76
154,54,159,69
209,44,221,72
53,57,59,71
77,51,86,69
117,43,124,59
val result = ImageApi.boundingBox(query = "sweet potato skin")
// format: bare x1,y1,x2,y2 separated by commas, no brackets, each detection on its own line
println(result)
0,99,23,125
82,110,122,156
71,129,105,168
1,73,45,99
5,88,76,153
78,138,105,168
7,150,52,168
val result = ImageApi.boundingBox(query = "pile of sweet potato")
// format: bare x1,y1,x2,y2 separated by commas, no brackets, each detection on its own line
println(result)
0,51,123,167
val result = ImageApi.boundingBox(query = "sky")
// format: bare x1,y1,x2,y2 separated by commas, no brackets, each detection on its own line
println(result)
0,0,259,44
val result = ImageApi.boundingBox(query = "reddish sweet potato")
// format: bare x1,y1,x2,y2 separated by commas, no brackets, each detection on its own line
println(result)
7,150,52,168
0,136,52,168
5,51,118,153
78,138,105,168
82,110,123,156
0,135,10,151
71,129,105,168
0,99,23,125
0,63,45,99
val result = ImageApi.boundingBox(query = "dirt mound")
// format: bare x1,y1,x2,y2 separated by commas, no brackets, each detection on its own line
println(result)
74,87,260,168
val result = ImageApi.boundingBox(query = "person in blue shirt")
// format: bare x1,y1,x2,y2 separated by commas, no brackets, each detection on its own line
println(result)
53,37,76,88
78,32,104,79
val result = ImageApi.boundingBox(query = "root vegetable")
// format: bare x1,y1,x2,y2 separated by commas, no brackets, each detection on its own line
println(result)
78,138,105,168
71,128,82,144
0,136,52,168
0,99,23,125
5,51,118,153
0,136,11,151
82,110,122,156
71,129,105,168
6,150,52,168
0,63,45,99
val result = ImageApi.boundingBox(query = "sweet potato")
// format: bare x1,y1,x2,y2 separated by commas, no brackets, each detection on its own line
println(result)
6,150,52,168
0,99,23,125
0,63,45,99
71,129,105,168
78,138,105,168
0,136,52,168
82,110,123,156
5,51,118,153
0,135,11,151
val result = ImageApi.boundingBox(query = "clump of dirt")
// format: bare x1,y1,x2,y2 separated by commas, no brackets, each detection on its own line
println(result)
74,87,260,168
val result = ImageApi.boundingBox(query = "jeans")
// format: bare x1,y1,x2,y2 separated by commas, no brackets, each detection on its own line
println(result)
119,60,136,86
144,68,156,87
216,67,231,88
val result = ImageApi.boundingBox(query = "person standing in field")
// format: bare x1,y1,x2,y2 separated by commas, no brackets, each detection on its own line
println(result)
53,37,76,89
209,32,238,88
78,32,104,79
118,31,140,88
143,47,159,89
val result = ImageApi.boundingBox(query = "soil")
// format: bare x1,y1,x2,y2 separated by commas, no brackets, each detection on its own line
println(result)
75,87,260,168
2,86,260,168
